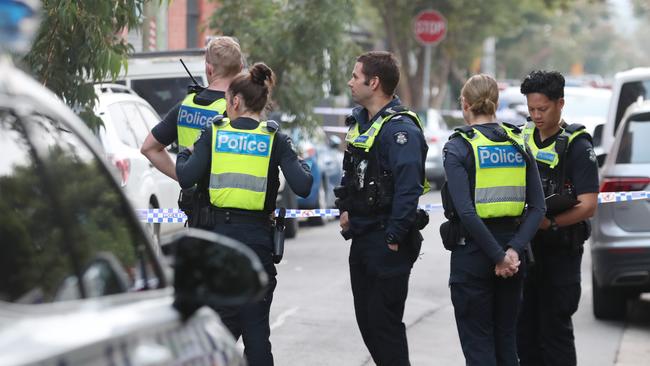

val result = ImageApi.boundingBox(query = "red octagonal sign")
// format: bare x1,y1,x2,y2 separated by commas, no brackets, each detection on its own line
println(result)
413,10,447,46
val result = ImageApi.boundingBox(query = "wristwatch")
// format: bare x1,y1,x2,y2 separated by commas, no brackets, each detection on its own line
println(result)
548,216,559,231
385,232,399,245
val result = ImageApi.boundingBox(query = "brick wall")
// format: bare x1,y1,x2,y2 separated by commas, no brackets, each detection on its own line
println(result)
167,0,188,49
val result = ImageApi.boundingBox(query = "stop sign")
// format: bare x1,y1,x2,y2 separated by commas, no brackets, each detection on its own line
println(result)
413,10,447,46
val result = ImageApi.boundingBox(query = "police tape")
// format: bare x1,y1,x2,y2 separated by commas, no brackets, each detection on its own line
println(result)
136,191,650,224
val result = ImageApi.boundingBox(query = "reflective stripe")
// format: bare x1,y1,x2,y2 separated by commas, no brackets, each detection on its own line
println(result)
210,173,267,193
475,186,526,204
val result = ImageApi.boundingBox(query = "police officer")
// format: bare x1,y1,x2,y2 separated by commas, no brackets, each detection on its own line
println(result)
336,51,427,366
141,36,243,226
517,70,599,366
442,74,545,366
175,63,313,366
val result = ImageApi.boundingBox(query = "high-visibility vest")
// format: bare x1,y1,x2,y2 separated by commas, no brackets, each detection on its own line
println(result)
522,121,588,169
209,118,276,211
457,125,527,218
345,107,431,193
177,92,226,150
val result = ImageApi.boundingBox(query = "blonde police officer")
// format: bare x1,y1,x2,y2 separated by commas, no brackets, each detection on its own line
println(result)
442,74,545,366
141,37,243,226
175,63,312,366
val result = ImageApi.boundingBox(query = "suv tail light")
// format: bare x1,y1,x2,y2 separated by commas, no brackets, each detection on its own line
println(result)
599,177,650,192
110,156,131,186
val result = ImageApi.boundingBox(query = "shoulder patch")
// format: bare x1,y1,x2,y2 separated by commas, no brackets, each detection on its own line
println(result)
587,147,597,163
394,131,408,145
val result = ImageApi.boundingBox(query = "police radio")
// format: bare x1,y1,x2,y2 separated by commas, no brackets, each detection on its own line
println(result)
180,58,205,94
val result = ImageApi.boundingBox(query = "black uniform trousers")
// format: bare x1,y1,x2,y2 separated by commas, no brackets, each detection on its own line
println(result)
212,222,277,366
349,229,413,366
517,241,582,366
450,232,524,366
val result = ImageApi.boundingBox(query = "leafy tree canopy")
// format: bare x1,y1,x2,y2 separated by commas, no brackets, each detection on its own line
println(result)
210,0,358,126
23,0,147,129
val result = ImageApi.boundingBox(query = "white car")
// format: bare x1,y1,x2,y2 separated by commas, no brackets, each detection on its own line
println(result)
94,84,183,246
0,58,266,366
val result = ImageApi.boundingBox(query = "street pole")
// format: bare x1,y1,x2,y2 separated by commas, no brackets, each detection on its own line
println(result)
421,44,432,110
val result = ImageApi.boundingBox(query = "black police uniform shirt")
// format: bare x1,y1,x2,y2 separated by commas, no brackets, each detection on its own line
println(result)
175,117,313,214
342,97,427,245
531,125,599,197
443,123,546,282
151,89,226,146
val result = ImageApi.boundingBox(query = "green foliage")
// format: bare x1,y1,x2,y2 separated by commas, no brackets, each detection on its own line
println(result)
209,0,358,125
23,0,148,130
360,0,565,109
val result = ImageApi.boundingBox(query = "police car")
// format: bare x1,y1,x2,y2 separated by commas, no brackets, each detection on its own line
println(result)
0,4,266,363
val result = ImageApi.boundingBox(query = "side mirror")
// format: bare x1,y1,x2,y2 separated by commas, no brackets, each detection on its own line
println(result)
592,124,604,148
162,228,268,319
329,134,342,149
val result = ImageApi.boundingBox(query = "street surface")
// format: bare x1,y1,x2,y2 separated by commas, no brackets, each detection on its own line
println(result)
265,190,650,366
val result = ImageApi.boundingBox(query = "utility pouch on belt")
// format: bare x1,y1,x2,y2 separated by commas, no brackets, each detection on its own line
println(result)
178,187,196,226
439,182,465,251
273,208,286,264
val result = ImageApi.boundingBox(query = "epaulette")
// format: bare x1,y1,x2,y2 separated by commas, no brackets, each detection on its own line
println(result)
211,114,226,126
345,114,356,126
563,123,586,134
265,120,280,133
501,122,522,134
450,125,474,140
381,105,409,118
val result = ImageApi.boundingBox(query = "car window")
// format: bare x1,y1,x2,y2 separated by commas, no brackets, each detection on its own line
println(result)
22,112,161,299
616,113,650,164
120,102,150,145
107,103,139,148
615,80,650,134
136,103,162,130
0,110,78,304
130,77,195,116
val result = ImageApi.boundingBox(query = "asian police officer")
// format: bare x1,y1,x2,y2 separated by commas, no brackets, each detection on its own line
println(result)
336,51,428,366
442,74,545,366
517,70,599,366
141,36,243,226
175,63,313,366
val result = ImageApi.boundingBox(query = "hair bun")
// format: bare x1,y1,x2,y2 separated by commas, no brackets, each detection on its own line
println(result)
250,63,273,86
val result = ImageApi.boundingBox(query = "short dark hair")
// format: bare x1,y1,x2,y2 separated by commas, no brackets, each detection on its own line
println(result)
520,70,565,100
356,51,400,96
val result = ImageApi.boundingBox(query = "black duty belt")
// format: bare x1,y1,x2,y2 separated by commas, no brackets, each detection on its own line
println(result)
482,217,521,230
210,208,273,226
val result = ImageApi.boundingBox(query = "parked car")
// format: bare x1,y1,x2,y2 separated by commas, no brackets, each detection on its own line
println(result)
591,99,650,320
93,84,183,247
601,67,650,156
0,59,267,365
418,108,451,189
562,86,612,136
288,124,344,225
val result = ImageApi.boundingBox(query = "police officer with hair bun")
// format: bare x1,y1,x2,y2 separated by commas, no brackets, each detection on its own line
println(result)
176,62,313,366
442,74,545,366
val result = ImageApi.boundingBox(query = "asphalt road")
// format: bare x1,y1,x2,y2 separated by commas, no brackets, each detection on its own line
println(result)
265,190,645,366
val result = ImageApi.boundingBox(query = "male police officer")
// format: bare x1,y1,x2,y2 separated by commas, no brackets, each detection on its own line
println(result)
336,51,428,366
517,70,599,366
141,36,243,225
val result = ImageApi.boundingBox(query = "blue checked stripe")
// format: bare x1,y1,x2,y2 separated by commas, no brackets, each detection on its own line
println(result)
135,192,650,223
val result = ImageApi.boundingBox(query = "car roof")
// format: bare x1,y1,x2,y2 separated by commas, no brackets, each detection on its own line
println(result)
620,99,650,123
94,84,153,109
613,67,650,83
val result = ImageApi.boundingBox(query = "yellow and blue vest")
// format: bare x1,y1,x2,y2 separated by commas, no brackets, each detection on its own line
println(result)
209,118,276,211
177,92,226,150
456,125,527,219
345,107,431,193
522,120,588,169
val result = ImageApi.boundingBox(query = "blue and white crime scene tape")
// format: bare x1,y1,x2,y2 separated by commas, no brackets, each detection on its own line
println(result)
136,191,650,224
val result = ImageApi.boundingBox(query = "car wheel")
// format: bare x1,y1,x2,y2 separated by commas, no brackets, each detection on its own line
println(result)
281,186,299,239
146,202,161,254
592,271,627,320
308,182,326,226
